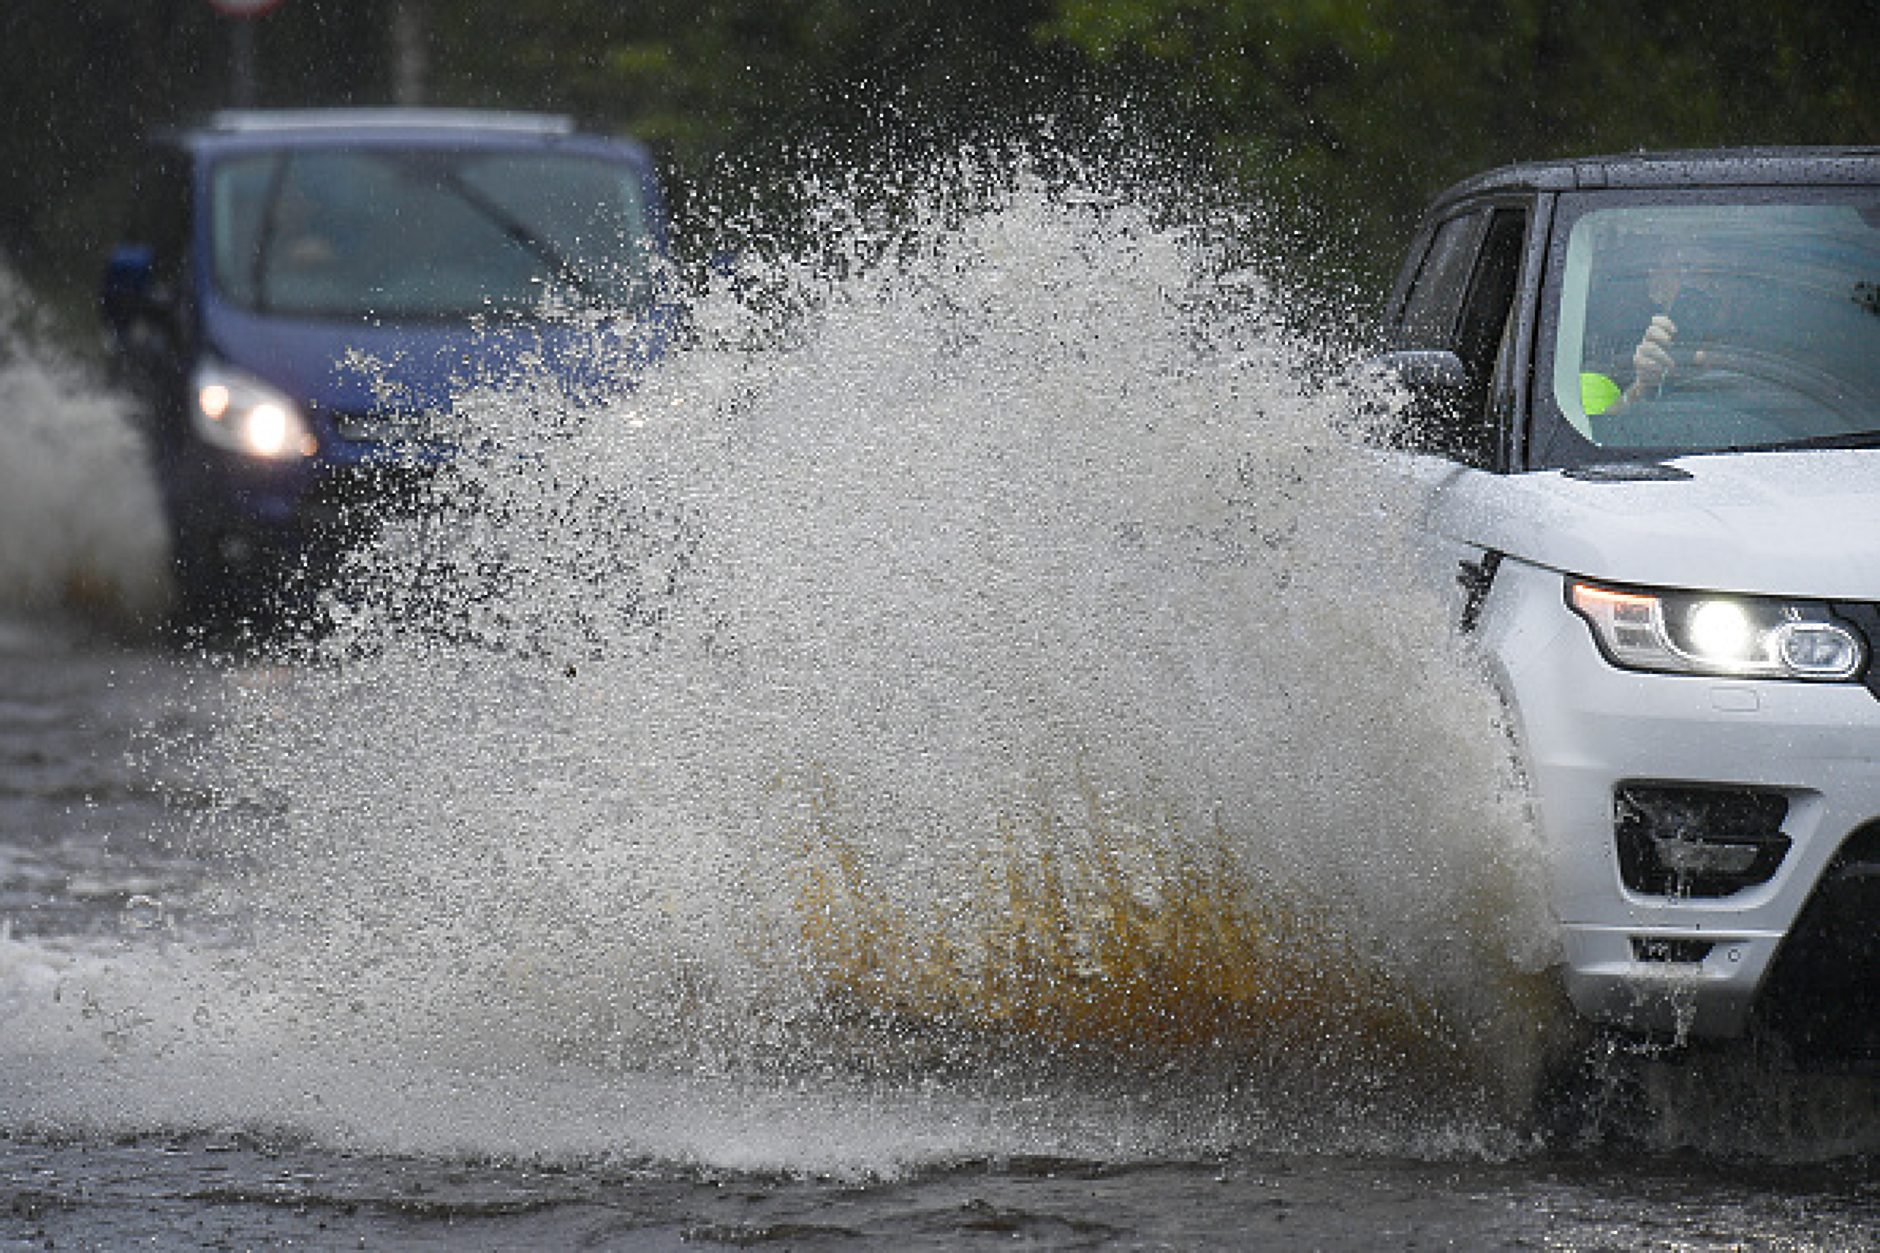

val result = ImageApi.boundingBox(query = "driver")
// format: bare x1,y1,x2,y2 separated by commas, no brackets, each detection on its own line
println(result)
1582,245,1728,415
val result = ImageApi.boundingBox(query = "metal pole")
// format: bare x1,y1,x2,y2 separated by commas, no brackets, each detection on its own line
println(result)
231,17,257,107
392,0,428,106
212,0,284,108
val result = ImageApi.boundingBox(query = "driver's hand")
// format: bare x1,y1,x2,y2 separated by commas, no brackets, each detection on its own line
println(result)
1632,314,1678,390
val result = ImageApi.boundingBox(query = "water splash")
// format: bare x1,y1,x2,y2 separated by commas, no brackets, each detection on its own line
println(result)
3,161,1576,1165
0,268,171,627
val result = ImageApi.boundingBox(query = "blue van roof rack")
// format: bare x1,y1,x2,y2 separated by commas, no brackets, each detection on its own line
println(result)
207,108,578,136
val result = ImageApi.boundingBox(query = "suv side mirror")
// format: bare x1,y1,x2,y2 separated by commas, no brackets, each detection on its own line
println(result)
1357,349,1482,458
1370,349,1468,411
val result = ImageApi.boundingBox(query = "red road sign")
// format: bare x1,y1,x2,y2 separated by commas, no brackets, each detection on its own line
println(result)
208,0,285,17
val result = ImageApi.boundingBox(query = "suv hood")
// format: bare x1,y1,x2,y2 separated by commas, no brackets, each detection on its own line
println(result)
1420,450,1880,599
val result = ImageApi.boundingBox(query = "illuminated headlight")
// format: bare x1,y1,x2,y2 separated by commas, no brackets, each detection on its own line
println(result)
191,361,316,460
1568,579,1866,681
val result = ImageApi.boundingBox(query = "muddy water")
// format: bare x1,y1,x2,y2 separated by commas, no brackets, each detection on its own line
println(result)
1,172,1875,1249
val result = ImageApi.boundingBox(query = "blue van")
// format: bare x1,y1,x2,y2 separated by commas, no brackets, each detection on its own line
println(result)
100,109,675,625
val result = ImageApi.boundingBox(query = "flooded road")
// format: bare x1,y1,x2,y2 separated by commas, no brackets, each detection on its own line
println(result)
5,1124,1876,1249
2,627,1875,1250
2,176,1875,1248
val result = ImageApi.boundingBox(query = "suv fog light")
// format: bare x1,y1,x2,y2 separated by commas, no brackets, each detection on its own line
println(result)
1615,784,1790,897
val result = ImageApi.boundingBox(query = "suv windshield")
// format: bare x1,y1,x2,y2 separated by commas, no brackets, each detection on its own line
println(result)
211,148,655,320
1531,190,1880,467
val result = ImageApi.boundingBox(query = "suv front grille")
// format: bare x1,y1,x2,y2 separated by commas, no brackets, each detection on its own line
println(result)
1832,602,1880,700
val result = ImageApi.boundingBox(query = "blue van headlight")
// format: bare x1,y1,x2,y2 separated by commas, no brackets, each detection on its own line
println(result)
192,361,317,460
1568,579,1866,680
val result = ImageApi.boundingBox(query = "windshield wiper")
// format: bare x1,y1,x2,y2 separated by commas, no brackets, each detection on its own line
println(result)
1709,430,1880,454
439,170,607,304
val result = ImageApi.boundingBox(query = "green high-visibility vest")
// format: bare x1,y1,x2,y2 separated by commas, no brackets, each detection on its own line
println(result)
1581,372,1621,415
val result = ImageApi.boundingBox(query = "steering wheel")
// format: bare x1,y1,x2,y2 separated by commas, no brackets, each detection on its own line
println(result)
1657,343,1872,432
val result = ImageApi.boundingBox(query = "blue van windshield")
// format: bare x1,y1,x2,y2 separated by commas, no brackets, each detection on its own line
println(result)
211,148,656,320
1534,192,1880,464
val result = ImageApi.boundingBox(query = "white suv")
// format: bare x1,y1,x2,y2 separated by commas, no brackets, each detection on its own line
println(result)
1375,148,1879,1062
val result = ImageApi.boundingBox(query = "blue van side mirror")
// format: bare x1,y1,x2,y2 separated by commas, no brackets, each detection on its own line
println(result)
101,245,158,331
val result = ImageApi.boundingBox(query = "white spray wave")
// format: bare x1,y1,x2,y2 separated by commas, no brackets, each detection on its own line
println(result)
0,269,171,627
1,165,1569,1167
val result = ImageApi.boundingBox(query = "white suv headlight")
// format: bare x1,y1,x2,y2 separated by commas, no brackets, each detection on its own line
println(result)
1568,579,1867,681
191,360,317,460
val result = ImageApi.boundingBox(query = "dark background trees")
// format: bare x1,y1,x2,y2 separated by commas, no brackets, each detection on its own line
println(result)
3,0,1873,342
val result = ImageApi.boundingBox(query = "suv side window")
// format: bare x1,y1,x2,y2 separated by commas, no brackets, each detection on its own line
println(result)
1444,207,1528,466
1391,205,1528,468
1397,210,1484,348
1457,209,1525,380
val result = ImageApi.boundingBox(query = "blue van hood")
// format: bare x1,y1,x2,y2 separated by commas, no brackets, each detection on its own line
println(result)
203,302,670,430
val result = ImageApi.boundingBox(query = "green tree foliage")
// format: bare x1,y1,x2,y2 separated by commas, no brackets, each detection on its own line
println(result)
1040,0,1878,295
4,0,1873,330
417,0,1086,251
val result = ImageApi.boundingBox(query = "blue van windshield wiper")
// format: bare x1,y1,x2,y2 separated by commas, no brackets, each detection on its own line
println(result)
437,170,605,304
250,154,291,313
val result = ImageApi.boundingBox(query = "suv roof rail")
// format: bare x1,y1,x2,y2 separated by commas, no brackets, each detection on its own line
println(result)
1424,145,1880,213
206,108,578,136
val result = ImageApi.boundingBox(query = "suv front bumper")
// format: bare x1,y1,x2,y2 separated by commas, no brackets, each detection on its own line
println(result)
1481,557,1880,1040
